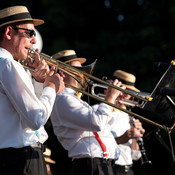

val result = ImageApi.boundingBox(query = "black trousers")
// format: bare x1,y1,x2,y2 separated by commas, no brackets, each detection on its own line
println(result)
114,165,134,175
72,158,115,175
0,145,47,175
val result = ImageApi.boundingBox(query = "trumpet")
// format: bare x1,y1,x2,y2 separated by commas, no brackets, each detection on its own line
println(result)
91,83,151,107
93,83,152,167
22,48,172,132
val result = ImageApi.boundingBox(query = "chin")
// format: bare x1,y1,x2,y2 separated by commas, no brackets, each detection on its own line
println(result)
21,53,28,60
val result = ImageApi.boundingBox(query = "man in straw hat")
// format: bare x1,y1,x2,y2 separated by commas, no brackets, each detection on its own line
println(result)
50,50,123,175
111,70,145,175
0,5,64,175
113,70,140,92
52,49,87,64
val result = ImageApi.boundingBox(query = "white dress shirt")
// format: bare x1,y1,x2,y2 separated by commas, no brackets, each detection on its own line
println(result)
51,87,120,160
111,110,141,165
0,47,56,148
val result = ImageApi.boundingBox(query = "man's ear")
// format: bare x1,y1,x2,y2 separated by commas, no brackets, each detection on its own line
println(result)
5,26,13,40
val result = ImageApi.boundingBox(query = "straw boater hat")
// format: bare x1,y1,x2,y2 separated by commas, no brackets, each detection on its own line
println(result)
0,6,44,28
43,148,56,164
52,50,86,64
113,70,140,92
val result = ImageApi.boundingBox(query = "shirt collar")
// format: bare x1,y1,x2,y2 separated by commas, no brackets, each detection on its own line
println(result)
0,47,14,60
62,87,76,95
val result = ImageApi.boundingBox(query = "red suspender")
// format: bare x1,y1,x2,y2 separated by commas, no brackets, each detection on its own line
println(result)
74,93,108,158
93,132,108,157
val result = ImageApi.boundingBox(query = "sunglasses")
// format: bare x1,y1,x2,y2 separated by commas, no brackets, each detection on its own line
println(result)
12,27,36,38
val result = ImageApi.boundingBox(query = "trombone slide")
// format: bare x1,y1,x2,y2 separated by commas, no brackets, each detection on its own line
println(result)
21,48,172,132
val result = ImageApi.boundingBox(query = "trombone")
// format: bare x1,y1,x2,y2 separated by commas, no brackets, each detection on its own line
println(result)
24,48,172,132
27,49,151,100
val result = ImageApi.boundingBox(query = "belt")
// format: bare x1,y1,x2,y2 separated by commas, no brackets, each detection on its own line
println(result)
73,157,115,165
93,157,114,164
0,142,45,155
115,164,132,173
30,142,46,151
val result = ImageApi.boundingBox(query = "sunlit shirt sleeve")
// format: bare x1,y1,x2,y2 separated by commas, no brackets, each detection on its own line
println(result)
0,48,56,148
0,58,56,129
51,88,113,132
50,88,119,159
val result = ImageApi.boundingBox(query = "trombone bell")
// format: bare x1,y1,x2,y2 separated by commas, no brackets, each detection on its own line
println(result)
72,59,97,90
27,48,97,90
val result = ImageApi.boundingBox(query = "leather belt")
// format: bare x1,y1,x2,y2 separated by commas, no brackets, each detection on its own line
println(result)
115,164,132,173
73,157,114,163
30,142,45,152
0,142,46,154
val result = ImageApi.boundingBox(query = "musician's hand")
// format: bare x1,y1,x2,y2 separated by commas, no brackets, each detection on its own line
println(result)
45,66,65,94
105,79,123,105
133,119,145,135
116,128,143,144
28,49,49,82
128,127,144,138
115,85,127,106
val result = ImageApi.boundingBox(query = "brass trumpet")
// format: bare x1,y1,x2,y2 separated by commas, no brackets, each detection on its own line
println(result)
22,48,172,132
91,83,151,107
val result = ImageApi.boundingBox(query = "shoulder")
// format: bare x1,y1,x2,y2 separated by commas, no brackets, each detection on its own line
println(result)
55,92,81,106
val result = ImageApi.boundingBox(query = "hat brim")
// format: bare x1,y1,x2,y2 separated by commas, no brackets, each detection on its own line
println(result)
64,58,86,64
0,18,44,28
122,84,140,92
44,157,56,164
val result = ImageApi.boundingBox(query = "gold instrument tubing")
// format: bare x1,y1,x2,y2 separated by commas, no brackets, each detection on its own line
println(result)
26,48,174,132
66,83,170,132
28,48,151,102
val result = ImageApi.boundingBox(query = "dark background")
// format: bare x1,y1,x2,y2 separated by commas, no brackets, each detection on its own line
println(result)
1,0,175,174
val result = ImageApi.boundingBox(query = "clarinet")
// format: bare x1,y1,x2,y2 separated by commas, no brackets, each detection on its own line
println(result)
130,116,152,168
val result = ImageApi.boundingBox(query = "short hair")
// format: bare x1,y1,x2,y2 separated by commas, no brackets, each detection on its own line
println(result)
0,21,33,43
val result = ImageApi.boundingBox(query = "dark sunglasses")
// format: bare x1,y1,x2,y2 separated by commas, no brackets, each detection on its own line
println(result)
12,27,36,38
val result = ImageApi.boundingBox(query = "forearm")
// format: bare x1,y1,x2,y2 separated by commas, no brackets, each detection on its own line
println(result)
131,139,140,151
115,135,129,144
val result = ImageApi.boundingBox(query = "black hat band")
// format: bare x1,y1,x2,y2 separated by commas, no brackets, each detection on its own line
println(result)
55,54,77,62
0,12,32,26
114,77,135,86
